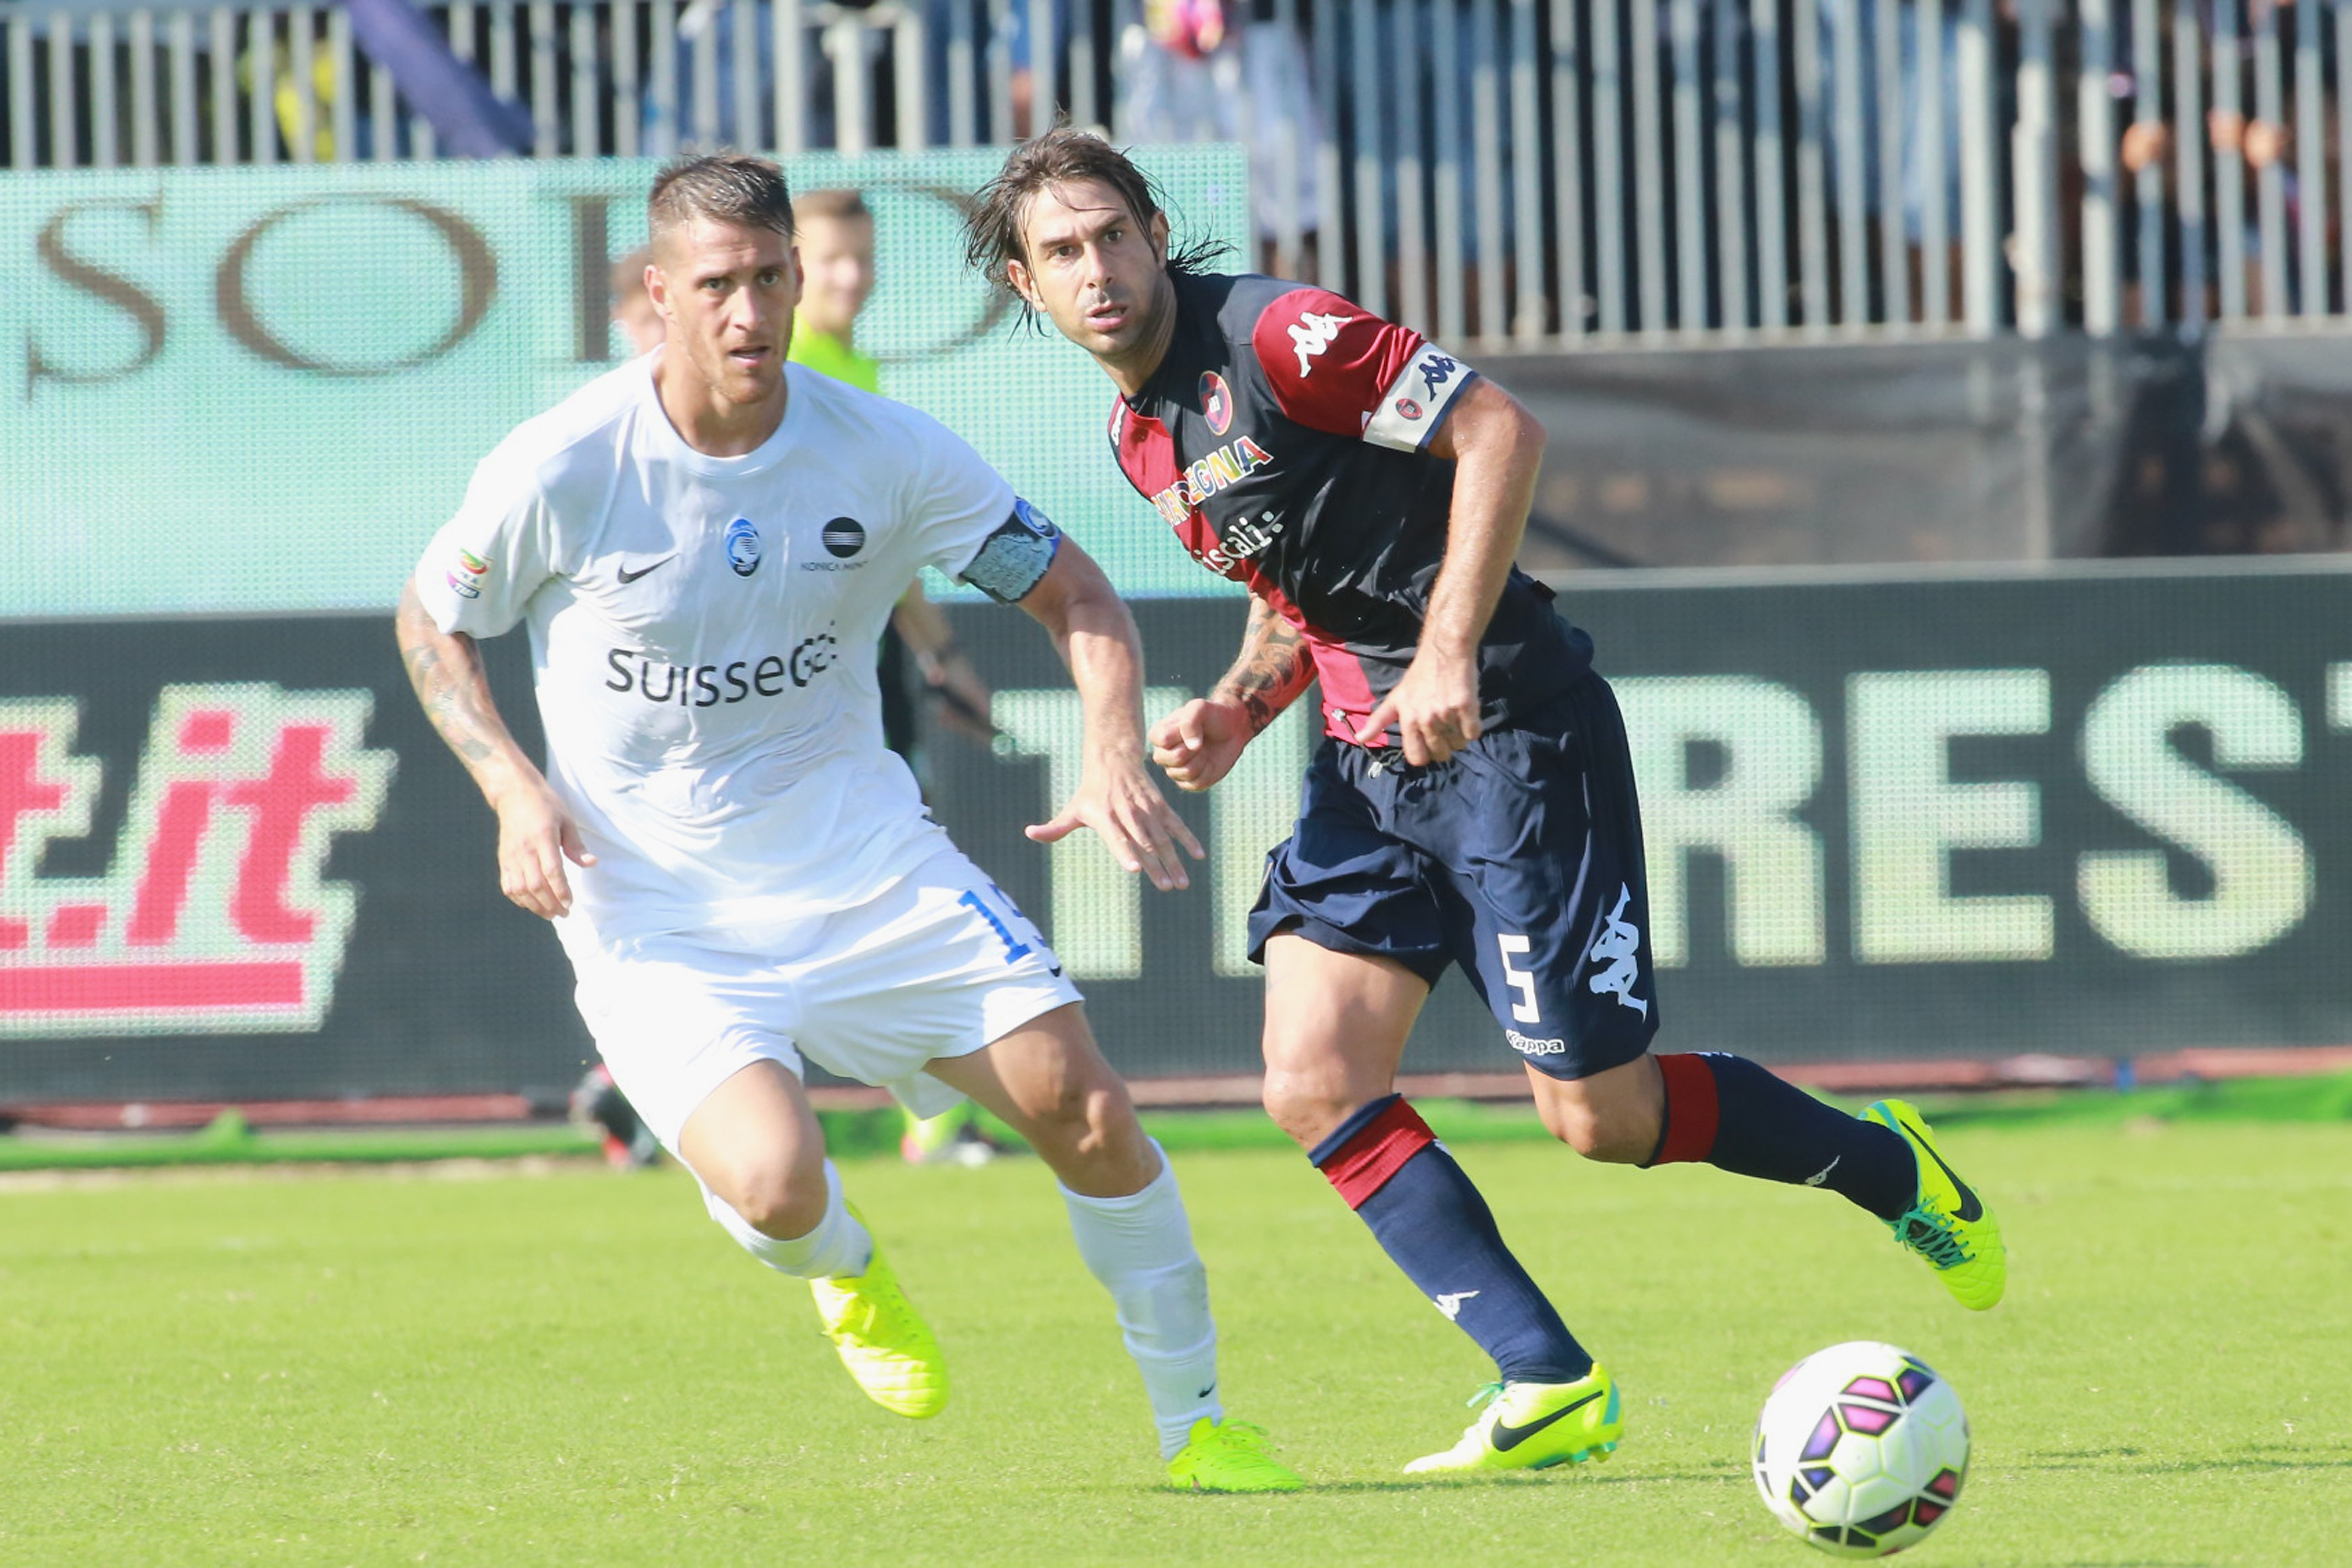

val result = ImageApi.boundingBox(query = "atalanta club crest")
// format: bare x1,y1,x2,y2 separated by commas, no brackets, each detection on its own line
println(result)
1200,371,1233,435
726,517,761,576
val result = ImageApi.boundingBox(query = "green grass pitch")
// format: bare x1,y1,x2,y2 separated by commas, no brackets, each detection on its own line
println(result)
0,1117,2344,1566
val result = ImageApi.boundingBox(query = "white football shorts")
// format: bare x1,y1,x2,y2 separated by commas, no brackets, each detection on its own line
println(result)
562,846,1082,1152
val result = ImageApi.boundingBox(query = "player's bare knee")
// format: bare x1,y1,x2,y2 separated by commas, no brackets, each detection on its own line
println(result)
716,1161,828,1239
1022,1078,1127,1160
1539,1095,1653,1164
1260,1074,1351,1149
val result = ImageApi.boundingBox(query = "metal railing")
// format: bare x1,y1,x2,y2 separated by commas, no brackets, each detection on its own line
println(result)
7,0,2351,345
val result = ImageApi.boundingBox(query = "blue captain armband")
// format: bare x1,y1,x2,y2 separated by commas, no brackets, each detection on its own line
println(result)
960,497,1063,603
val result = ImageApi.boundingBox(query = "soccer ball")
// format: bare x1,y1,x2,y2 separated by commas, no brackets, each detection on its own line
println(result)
1751,1341,1969,1558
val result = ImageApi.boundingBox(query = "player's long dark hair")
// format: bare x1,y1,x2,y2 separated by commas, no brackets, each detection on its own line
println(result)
962,124,1233,333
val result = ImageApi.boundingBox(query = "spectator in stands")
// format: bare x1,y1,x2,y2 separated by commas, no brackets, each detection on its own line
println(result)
2114,53,2324,321
1115,0,1322,274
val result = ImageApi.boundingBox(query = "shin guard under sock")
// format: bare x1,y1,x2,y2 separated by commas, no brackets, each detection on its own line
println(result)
1061,1148,1222,1458
1310,1095,1591,1385
1646,1052,1915,1220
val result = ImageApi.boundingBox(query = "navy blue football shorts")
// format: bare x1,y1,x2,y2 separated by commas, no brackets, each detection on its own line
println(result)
1246,672,1660,1081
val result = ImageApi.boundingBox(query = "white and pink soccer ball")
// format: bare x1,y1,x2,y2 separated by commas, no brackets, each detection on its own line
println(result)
1752,1341,1970,1557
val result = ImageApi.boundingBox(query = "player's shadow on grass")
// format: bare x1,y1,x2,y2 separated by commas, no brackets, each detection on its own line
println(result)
2025,1443,2352,1475
1303,1468,1739,1494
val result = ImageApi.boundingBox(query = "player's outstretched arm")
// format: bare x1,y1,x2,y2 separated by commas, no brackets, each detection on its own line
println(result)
1150,591,1316,793
394,582,595,919
1356,376,1546,765
1012,541,1206,892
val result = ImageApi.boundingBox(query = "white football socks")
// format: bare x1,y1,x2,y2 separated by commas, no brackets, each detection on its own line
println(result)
1060,1144,1222,1458
701,1158,874,1280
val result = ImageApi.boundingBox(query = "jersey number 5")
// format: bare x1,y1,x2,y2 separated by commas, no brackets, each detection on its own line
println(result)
1497,933,1541,1023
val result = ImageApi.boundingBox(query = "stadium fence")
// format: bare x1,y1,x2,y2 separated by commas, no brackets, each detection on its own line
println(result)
13,0,2352,342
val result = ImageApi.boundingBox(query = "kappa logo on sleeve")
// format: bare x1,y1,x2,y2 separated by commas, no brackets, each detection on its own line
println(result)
1289,310,1355,376
0,685,395,1037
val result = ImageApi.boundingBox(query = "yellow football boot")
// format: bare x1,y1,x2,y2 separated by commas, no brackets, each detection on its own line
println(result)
808,1233,948,1418
1863,1098,2007,1310
1403,1366,1622,1475
1165,1417,1304,1493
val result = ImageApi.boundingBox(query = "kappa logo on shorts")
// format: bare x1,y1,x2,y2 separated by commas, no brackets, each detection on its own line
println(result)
1587,884,1650,1016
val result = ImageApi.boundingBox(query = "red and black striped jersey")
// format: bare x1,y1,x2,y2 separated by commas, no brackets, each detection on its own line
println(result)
1109,270,1591,745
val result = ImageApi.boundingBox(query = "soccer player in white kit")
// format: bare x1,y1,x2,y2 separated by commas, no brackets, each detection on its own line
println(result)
393,153,1299,1493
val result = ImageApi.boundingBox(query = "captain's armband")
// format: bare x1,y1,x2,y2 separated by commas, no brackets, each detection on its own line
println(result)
959,497,1063,604
1364,344,1477,452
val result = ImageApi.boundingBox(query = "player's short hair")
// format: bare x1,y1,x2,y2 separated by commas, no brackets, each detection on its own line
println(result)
962,124,1229,331
794,187,872,226
649,153,795,255
609,244,654,306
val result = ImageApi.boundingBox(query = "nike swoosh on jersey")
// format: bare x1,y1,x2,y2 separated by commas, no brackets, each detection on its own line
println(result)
617,555,676,584
1490,1389,1602,1452
1906,1118,1985,1221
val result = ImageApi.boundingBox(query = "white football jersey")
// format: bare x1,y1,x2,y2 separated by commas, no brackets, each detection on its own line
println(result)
413,356,1018,943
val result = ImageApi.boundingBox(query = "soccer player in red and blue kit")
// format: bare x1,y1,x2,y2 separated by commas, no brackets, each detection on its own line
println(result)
965,129,2007,1476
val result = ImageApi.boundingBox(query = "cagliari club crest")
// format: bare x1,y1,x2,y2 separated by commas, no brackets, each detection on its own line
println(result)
0,684,395,1036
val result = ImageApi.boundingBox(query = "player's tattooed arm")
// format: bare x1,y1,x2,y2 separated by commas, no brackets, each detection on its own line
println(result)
1150,591,1316,793
395,582,595,918
1206,593,1316,736
396,584,516,775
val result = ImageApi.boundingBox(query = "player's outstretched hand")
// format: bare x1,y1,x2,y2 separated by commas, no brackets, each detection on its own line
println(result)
1149,698,1251,793
1027,757,1205,892
1356,649,1482,766
494,781,597,919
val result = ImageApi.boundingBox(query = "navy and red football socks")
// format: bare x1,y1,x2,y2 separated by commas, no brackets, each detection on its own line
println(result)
1646,1052,1915,1220
1310,1094,1593,1385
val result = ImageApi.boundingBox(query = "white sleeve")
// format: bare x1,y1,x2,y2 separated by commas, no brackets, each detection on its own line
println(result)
904,419,1020,582
410,449,557,639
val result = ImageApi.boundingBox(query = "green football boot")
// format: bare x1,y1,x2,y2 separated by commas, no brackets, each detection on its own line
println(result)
1863,1098,2007,1311
808,1233,949,1418
1401,1365,1623,1475
1165,1417,1304,1493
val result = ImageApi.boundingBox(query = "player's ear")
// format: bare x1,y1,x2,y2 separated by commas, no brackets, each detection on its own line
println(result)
1150,210,1170,262
1005,257,1040,307
644,260,670,318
